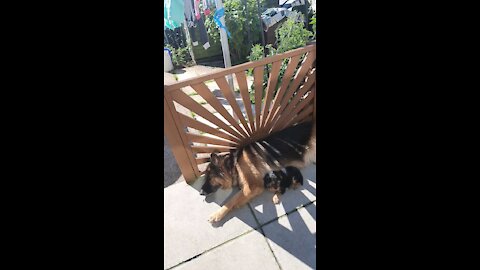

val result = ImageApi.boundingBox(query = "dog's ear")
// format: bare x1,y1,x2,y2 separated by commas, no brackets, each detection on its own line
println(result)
210,152,220,164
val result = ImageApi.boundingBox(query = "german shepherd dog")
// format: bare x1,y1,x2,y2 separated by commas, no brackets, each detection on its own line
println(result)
200,121,316,223
264,166,304,204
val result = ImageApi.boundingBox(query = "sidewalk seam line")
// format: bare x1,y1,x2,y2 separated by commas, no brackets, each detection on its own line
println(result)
166,200,316,270
166,228,256,270
254,200,316,270
247,203,283,270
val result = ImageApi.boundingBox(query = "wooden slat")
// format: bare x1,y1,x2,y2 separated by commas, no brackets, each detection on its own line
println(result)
235,71,255,133
253,66,264,131
282,55,316,108
287,114,313,129
270,71,316,130
178,114,241,143
298,112,314,124
260,60,282,131
277,97,315,132
190,82,249,139
281,91,314,128
186,133,237,147
285,103,314,129
196,157,211,165
270,91,314,134
262,55,302,133
191,145,235,153
164,96,201,179
214,76,252,135
270,52,316,127
163,44,317,184
165,44,316,92
170,90,244,140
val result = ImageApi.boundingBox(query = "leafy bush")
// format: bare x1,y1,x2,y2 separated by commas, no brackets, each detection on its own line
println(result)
309,13,316,40
165,45,194,68
247,13,313,64
246,14,313,103
247,44,265,63
275,12,313,54
204,0,267,65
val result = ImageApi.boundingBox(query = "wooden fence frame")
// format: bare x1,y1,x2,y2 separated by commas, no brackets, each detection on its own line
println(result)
164,44,316,183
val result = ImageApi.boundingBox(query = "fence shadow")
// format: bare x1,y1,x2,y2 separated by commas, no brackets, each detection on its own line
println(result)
188,165,316,269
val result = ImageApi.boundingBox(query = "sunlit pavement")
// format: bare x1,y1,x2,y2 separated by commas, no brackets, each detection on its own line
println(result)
164,164,316,270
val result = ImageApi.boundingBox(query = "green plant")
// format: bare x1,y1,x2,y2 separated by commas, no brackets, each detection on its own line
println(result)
245,15,313,103
247,44,264,62
204,0,268,65
165,45,192,68
246,44,265,76
309,14,316,40
275,12,313,54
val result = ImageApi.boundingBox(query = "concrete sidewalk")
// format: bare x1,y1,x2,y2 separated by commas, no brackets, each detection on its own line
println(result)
164,165,317,270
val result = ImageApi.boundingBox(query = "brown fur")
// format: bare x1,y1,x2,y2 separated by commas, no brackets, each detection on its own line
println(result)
201,121,316,223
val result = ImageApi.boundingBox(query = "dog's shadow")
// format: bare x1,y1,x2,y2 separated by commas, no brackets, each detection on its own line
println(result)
189,166,317,268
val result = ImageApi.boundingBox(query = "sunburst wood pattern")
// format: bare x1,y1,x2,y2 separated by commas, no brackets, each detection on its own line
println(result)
164,44,316,180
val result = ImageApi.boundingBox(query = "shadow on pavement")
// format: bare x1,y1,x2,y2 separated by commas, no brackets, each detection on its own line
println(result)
187,166,317,269
171,69,186,74
164,136,183,188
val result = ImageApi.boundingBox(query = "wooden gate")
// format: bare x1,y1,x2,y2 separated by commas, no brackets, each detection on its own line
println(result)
164,44,316,182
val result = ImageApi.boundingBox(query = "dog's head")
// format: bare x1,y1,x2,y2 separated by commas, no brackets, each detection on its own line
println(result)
200,152,234,196
263,170,286,193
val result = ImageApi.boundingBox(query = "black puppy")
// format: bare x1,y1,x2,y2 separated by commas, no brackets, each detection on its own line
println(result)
263,166,304,204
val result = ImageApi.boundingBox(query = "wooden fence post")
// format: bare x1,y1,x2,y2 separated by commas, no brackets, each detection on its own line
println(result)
164,97,197,183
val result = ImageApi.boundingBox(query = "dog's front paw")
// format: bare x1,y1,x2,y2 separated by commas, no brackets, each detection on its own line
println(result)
208,210,224,223
272,194,281,204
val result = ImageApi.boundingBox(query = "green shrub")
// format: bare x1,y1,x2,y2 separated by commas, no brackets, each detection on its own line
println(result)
245,14,314,103
204,0,268,65
309,13,316,40
165,45,193,68
275,12,313,54
247,44,265,63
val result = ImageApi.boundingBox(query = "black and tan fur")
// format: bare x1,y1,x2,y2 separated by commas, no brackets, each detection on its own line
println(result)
200,121,316,223
264,166,304,204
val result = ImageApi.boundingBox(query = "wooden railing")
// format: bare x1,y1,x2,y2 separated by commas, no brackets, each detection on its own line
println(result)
164,44,316,182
